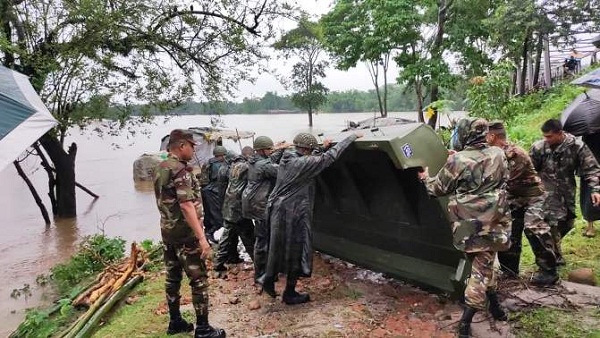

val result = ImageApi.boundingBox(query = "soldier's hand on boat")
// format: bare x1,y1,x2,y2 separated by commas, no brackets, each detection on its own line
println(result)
199,239,212,260
274,141,292,150
354,132,364,138
592,193,600,207
418,167,429,181
448,149,457,155
323,138,333,148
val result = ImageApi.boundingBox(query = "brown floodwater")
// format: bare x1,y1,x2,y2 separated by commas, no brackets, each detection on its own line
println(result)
0,112,460,335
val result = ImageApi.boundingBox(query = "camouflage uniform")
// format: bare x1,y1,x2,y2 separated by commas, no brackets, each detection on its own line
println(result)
530,133,600,259
214,156,255,270
242,149,285,283
424,118,511,310
496,143,558,275
154,154,209,322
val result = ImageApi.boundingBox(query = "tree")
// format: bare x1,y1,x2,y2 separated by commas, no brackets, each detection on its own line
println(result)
322,0,421,118
274,17,328,126
0,0,287,218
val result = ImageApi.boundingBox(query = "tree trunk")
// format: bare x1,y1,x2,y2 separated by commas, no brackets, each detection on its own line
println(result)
39,133,77,218
13,160,51,225
427,0,452,129
367,61,385,117
533,33,543,87
519,32,531,96
415,82,424,123
33,142,58,215
382,55,389,118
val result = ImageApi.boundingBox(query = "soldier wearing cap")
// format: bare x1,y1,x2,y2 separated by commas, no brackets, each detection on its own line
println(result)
200,145,230,244
153,129,225,338
262,131,362,304
487,121,560,285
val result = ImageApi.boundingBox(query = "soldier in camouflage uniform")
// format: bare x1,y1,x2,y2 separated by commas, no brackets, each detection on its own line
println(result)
487,121,559,285
241,136,288,284
213,147,256,275
262,131,362,305
200,146,230,244
419,118,511,338
530,119,600,265
153,129,225,338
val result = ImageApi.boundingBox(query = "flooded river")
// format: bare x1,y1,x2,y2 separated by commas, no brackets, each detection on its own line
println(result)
0,112,460,335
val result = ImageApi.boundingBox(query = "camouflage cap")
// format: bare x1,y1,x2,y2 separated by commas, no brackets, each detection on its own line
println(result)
253,136,274,150
293,132,318,149
168,129,196,146
213,145,227,156
451,117,488,151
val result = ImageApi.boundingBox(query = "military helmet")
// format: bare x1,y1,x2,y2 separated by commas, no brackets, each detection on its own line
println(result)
293,132,318,149
253,136,274,150
213,145,227,156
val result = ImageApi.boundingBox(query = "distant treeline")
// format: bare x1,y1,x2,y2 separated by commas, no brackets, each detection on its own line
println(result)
151,84,466,116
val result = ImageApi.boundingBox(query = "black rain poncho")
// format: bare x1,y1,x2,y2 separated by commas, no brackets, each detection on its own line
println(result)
264,134,357,279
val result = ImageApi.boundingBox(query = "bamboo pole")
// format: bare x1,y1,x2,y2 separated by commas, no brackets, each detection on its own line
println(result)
60,293,108,338
74,275,143,338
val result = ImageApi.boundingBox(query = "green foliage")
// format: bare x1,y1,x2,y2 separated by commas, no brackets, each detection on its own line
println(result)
465,61,515,121
51,234,125,292
15,300,74,338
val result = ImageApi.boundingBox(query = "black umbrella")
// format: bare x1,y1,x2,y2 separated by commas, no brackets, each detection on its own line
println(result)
561,89,600,136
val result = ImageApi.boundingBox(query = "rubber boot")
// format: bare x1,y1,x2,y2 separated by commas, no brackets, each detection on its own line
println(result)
281,277,310,305
194,314,226,338
262,276,278,298
166,296,193,335
457,306,477,338
486,291,508,321
531,269,559,286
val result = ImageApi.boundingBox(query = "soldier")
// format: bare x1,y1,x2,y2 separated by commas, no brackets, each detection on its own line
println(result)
487,121,559,285
418,118,511,338
262,131,362,305
153,129,225,338
213,147,256,276
241,136,288,284
581,133,600,237
200,145,230,244
530,119,600,264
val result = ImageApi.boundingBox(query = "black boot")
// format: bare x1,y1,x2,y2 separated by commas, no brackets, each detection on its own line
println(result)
458,306,477,338
531,269,559,286
486,291,508,321
166,296,194,335
281,276,310,305
195,314,226,338
261,276,278,298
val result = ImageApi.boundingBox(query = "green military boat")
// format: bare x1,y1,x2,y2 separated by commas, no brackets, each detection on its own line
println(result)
313,123,469,295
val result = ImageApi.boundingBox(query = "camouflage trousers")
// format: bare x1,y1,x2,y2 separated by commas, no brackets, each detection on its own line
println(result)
214,218,256,269
253,219,269,284
164,241,209,319
498,194,558,274
465,251,497,310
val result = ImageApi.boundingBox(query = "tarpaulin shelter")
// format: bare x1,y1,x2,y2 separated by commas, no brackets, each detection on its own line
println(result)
0,66,57,171
571,68,600,89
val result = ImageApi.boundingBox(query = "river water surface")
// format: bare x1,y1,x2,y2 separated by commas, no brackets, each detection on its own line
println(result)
0,112,461,335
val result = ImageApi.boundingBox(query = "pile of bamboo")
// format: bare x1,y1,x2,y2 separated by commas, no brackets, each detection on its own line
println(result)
60,242,147,338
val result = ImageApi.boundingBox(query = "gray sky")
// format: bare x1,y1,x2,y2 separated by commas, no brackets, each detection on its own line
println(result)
233,0,399,101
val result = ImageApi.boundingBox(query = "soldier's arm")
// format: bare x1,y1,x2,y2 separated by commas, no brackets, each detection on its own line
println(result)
297,134,359,179
423,157,462,197
529,143,543,172
578,143,600,193
260,162,279,179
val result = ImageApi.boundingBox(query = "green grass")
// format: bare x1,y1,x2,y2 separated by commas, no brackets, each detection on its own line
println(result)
514,308,600,338
93,275,193,338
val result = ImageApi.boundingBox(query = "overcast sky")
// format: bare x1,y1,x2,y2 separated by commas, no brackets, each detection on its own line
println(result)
232,0,400,101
